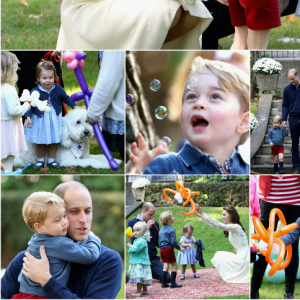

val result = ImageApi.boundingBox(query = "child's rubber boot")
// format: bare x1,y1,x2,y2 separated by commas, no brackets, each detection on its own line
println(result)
170,271,182,288
280,162,284,174
161,271,169,288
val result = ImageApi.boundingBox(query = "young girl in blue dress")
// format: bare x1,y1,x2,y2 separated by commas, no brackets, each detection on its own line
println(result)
126,221,152,297
177,224,200,280
24,60,79,169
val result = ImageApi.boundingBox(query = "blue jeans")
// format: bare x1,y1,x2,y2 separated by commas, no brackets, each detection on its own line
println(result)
289,115,300,170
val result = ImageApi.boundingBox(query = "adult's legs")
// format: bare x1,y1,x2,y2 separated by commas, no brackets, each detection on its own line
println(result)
231,26,248,50
151,256,171,283
164,7,202,44
289,116,300,171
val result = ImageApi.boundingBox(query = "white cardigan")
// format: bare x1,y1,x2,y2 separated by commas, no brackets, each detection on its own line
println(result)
87,51,124,122
56,0,213,50
1,83,30,121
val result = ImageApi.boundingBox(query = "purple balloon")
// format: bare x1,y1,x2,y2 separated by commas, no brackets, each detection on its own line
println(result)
69,53,119,171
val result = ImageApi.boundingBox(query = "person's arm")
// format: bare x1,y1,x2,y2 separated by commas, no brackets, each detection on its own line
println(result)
170,230,181,250
128,238,145,254
280,219,300,246
57,236,101,265
267,129,273,146
5,86,31,117
87,51,124,122
283,128,289,136
59,87,77,109
282,88,289,123
1,251,24,299
43,247,122,299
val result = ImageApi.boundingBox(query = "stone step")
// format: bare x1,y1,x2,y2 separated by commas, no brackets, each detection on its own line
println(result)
271,100,284,108
255,154,293,165
270,108,282,117
264,135,292,144
259,144,299,154
251,164,294,174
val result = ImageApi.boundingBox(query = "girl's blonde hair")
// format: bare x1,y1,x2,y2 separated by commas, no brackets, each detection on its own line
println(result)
183,56,250,145
23,192,66,232
159,210,173,225
133,221,151,242
182,224,194,234
1,51,18,85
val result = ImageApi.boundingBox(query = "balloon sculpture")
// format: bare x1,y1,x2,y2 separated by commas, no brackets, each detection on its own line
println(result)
251,208,298,276
62,51,119,171
163,181,200,216
2,164,31,175
126,227,134,238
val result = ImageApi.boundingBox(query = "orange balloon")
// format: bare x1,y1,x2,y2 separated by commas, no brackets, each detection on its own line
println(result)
251,208,298,276
163,181,200,216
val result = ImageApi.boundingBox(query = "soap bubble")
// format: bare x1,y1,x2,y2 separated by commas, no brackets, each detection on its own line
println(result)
159,136,172,150
170,171,179,175
150,79,161,91
155,106,167,120
126,94,134,105
186,77,199,90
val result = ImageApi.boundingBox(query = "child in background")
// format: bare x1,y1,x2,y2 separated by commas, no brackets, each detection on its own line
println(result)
177,224,200,280
229,0,281,49
126,56,250,175
24,60,79,169
126,221,152,297
159,211,185,288
12,192,101,299
267,115,288,174
1,51,31,170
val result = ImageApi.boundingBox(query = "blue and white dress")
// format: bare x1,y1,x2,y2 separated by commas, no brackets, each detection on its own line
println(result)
24,85,62,145
177,236,199,265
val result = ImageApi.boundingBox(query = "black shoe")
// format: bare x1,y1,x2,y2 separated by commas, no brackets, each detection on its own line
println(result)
293,169,300,174
250,291,259,299
170,283,183,288
161,271,169,288
284,293,294,299
280,170,285,174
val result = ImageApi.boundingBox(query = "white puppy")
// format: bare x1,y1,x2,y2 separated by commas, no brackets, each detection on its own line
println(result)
14,109,122,169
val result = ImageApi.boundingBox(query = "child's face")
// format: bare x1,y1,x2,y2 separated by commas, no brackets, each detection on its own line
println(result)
181,73,244,151
38,205,69,236
168,215,175,225
38,69,55,90
184,230,193,239
133,226,141,238
273,120,280,128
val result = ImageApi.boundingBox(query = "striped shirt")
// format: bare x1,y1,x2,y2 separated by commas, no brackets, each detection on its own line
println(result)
259,175,300,205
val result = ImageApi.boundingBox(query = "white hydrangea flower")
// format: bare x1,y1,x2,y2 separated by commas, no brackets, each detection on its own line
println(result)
250,113,259,131
132,178,151,189
253,58,283,75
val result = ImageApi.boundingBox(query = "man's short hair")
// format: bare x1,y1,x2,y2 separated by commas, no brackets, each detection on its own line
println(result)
142,202,155,212
53,181,88,199
289,69,299,76
159,210,173,225
23,192,65,231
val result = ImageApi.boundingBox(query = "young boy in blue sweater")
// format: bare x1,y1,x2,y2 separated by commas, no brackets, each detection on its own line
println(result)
267,115,289,174
126,56,250,175
159,211,185,288
12,191,101,299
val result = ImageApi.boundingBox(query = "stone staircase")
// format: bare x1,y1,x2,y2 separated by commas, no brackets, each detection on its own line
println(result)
251,96,294,174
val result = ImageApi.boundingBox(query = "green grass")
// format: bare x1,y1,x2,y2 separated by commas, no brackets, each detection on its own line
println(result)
126,206,249,298
219,15,300,49
251,101,259,116
116,271,125,299
2,0,60,49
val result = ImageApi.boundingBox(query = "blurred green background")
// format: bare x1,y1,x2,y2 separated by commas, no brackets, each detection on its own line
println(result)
1,175,125,298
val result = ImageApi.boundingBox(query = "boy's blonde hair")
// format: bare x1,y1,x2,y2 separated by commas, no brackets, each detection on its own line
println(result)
183,56,250,145
1,51,18,85
23,192,66,232
159,210,173,226
273,115,282,123
133,221,151,242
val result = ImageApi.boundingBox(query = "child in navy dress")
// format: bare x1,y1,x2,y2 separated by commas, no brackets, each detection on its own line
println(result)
24,60,79,169
177,224,200,280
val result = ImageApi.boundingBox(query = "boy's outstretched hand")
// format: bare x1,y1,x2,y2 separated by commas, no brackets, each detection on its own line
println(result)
126,133,166,174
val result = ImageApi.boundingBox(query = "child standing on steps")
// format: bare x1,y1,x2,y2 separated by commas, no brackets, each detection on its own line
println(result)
267,115,289,174
126,221,153,297
177,224,200,280
1,51,31,171
24,60,79,169
159,211,185,288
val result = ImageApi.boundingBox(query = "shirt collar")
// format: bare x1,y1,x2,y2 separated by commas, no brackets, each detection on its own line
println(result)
38,84,56,94
137,213,144,221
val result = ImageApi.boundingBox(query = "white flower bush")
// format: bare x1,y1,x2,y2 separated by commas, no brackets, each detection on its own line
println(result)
253,58,283,75
132,178,151,189
250,113,259,131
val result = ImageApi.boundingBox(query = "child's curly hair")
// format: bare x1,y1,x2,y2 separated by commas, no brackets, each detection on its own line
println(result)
133,221,151,242
1,51,18,85
182,224,194,234
36,59,58,84
159,210,173,225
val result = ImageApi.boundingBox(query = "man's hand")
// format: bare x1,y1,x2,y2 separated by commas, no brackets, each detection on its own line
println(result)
126,133,165,174
22,246,52,287
282,123,287,129
270,142,274,147
147,219,155,229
